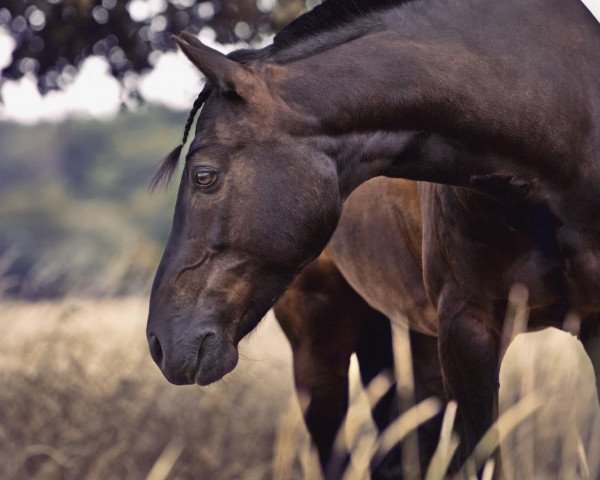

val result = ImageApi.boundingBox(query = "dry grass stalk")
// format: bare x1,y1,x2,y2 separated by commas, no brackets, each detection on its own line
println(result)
500,283,529,362
425,401,459,480
455,392,543,478
391,318,420,480
2,294,600,479
144,437,185,480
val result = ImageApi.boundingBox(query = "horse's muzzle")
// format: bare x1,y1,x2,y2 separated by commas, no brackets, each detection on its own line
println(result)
147,327,238,386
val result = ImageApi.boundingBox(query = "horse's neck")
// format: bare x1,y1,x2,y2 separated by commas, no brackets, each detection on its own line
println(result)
277,0,598,198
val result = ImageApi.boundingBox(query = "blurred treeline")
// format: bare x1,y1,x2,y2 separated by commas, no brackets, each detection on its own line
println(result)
1,0,308,93
0,109,185,299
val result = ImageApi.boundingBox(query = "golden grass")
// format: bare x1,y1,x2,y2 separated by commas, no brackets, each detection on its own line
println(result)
1,297,599,479
0,298,304,480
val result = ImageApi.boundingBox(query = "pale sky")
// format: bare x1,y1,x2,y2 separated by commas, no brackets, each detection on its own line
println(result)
0,2,255,124
0,0,280,124
0,0,598,124
583,0,600,22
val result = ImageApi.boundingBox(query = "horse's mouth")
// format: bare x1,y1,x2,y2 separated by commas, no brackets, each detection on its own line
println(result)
190,333,209,384
192,309,268,385
192,333,239,386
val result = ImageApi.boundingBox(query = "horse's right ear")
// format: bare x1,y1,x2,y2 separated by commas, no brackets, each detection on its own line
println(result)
173,33,253,94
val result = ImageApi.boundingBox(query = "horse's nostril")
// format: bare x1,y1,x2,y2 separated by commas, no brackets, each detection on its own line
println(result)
148,333,163,366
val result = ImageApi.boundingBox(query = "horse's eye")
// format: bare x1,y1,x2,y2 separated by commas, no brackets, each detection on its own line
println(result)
195,169,217,189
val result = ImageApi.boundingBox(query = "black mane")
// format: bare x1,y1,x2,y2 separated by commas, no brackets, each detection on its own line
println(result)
271,0,407,52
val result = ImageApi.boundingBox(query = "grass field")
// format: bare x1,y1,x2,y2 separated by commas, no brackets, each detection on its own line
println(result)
1,296,599,479
0,297,313,480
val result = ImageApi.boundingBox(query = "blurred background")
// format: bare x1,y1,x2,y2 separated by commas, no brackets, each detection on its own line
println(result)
0,2,341,479
0,0,318,298
2,2,600,479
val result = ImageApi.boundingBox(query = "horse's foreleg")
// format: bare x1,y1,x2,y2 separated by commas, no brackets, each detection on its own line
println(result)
275,308,357,473
355,310,396,432
411,330,446,471
438,298,500,467
355,314,446,478
273,255,364,475
291,347,353,472
355,311,404,480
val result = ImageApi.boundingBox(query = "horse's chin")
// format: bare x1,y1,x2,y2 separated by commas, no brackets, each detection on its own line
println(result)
194,341,239,386
192,308,268,385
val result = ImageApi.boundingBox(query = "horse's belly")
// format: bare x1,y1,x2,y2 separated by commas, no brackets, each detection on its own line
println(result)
327,231,437,334
327,178,437,336
329,249,438,336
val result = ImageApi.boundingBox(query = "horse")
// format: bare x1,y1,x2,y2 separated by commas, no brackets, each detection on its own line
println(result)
146,0,600,466
273,178,444,478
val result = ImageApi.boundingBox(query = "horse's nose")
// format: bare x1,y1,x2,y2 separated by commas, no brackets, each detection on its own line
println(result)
148,333,163,367
146,329,211,385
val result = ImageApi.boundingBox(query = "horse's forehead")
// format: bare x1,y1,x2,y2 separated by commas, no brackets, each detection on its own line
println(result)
193,115,281,159
197,97,236,129
198,96,265,134
190,110,238,152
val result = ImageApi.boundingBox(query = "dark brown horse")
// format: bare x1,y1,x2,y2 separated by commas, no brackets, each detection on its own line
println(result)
147,0,600,467
274,178,444,477
274,251,402,478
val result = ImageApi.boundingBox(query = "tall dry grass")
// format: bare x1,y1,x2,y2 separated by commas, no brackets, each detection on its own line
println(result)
0,298,306,480
1,295,600,479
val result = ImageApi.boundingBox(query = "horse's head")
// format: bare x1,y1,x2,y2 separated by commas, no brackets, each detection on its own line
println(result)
147,34,342,385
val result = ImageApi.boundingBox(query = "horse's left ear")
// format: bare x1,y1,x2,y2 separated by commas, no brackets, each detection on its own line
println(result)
173,32,253,93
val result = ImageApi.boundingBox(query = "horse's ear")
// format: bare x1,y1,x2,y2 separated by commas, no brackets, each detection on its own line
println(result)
172,33,253,93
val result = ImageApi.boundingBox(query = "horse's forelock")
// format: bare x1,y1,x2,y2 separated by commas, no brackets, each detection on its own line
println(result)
150,144,183,191
150,88,211,191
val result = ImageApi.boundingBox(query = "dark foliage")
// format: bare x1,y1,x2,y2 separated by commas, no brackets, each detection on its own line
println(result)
0,0,306,93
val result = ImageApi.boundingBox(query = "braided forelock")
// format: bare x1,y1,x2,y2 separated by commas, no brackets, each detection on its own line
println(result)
150,87,212,191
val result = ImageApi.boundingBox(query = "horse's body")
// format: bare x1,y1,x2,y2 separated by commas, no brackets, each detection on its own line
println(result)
328,179,437,337
274,178,443,476
276,172,600,477
147,0,600,468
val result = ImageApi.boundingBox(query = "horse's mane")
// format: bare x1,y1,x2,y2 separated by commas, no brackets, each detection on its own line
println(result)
151,0,406,189
271,0,407,52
